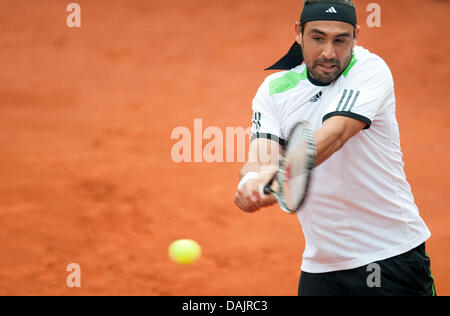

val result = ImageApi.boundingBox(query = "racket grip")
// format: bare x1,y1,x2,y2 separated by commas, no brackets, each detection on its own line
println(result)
263,185,271,195
261,174,276,195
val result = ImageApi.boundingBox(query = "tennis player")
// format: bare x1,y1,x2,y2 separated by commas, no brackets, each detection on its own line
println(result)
233,0,436,296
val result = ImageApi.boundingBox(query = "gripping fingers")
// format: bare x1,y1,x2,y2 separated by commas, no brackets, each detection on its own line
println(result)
234,178,277,212
259,183,266,195
234,187,267,212
234,191,258,212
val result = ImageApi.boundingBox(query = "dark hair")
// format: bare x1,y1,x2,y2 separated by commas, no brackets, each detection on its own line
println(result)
300,0,356,36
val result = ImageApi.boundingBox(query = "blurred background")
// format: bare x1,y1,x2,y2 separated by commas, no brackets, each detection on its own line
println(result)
0,0,449,295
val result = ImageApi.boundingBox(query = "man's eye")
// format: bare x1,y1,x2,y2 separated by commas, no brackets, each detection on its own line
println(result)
313,37,323,42
335,39,345,43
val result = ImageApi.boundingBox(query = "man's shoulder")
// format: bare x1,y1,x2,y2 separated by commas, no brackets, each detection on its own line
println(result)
344,46,393,84
351,46,392,76
259,65,308,96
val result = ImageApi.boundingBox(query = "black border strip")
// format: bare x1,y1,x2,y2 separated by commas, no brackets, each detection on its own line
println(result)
323,111,372,130
251,133,286,148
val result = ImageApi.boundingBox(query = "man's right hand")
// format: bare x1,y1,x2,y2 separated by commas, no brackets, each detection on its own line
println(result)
233,166,278,213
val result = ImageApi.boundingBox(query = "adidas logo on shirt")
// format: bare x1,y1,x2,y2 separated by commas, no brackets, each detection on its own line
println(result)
325,6,338,13
309,91,323,103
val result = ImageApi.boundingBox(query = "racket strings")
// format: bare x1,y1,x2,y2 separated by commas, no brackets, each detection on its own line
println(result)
278,123,315,212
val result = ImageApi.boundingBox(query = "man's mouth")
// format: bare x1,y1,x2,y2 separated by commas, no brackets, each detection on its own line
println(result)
317,64,337,73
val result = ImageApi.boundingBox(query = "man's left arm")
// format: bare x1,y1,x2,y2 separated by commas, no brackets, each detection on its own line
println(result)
315,57,394,166
314,115,366,167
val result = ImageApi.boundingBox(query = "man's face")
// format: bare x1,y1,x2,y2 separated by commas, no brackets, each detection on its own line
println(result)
296,20,358,84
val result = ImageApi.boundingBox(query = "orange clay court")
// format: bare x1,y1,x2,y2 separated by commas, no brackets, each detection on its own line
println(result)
0,0,448,295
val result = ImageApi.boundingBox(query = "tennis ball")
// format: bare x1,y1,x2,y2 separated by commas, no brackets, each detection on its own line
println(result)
168,239,202,265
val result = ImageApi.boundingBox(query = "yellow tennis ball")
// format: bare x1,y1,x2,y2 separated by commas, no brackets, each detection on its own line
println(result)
168,239,202,265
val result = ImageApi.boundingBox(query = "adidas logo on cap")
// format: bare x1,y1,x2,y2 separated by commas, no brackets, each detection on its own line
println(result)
325,6,338,13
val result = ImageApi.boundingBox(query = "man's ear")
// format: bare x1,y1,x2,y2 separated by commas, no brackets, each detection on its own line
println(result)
295,22,303,46
353,25,360,47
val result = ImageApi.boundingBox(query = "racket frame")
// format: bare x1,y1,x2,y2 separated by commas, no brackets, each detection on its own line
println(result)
263,121,316,214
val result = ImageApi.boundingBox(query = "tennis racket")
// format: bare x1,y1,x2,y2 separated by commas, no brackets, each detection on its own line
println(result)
261,121,316,214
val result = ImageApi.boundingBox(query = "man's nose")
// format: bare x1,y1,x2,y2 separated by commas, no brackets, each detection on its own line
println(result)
321,41,337,60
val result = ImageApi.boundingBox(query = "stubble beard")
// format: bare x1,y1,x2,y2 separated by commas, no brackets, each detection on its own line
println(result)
304,48,353,84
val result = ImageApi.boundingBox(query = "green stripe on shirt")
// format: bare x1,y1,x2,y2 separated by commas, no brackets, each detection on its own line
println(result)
269,68,308,96
342,55,358,78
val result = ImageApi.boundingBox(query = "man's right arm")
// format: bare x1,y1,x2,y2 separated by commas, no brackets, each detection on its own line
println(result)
233,138,282,213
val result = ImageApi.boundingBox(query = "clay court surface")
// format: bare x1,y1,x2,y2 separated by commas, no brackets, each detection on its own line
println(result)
0,0,449,295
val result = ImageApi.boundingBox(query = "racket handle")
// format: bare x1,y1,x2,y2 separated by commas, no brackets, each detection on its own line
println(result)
263,185,272,195
262,174,276,195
